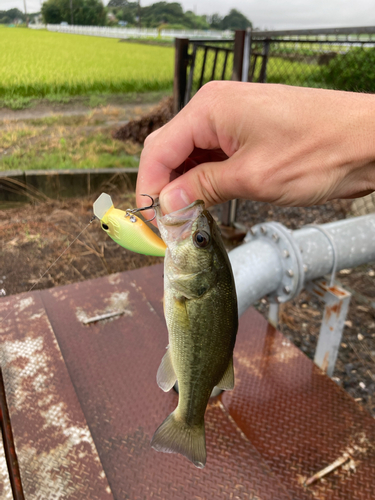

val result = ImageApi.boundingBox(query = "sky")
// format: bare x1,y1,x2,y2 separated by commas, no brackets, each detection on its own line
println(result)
2,0,375,30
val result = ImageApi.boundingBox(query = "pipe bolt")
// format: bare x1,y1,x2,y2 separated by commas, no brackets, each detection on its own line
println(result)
272,233,279,242
286,269,294,277
260,226,267,234
283,250,290,258
283,285,291,294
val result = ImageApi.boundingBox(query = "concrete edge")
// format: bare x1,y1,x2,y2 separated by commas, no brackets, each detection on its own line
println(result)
0,168,139,202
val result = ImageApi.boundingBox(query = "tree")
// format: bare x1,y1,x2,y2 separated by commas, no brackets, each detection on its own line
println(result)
141,2,185,27
114,1,138,24
207,13,222,30
184,11,209,30
0,8,26,24
41,0,105,25
41,0,62,23
221,9,252,30
107,0,129,6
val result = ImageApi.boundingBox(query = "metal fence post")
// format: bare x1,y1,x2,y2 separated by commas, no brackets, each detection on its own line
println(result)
306,279,352,377
173,38,189,115
222,30,247,226
259,39,270,83
231,30,246,81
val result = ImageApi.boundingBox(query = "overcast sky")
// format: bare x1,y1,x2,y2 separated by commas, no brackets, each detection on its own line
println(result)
2,0,375,30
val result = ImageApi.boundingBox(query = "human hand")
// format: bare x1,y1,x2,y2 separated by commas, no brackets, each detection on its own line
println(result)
136,81,375,217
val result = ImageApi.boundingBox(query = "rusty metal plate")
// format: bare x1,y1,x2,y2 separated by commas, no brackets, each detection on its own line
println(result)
3,263,375,500
0,429,13,500
41,266,293,500
0,293,113,500
223,315,375,500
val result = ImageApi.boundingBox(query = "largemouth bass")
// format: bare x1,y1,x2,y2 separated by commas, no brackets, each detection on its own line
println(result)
151,200,238,468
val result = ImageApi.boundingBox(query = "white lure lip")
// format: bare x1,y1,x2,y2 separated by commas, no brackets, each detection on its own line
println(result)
93,193,114,220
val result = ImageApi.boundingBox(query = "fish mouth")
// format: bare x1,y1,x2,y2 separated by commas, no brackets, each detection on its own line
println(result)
156,200,205,245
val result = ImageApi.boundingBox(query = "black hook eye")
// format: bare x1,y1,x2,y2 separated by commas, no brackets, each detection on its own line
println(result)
102,223,109,230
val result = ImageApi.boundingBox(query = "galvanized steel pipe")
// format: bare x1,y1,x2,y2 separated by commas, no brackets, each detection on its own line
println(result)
229,239,283,316
294,214,375,281
229,213,375,316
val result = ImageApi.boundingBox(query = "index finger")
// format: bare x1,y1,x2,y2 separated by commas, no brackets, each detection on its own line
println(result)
136,90,220,210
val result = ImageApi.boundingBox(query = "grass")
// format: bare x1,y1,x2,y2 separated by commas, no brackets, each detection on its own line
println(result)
0,107,143,171
0,27,174,100
266,57,324,87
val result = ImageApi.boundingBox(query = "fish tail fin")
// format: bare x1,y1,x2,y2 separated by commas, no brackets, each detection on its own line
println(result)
151,411,206,469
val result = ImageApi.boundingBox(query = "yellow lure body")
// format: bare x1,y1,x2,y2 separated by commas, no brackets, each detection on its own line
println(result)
93,193,166,257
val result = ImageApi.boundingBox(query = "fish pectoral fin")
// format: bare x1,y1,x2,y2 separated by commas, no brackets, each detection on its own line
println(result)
151,411,206,469
215,355,235,391
157,348,177,392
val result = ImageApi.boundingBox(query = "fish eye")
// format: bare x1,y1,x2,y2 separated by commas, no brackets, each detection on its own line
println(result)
193,230,210,248
102,223,109,230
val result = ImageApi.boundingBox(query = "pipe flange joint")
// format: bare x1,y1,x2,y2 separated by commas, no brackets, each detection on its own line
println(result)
245,222,305,303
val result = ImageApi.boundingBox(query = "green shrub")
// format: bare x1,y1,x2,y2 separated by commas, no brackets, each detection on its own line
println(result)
319,47,375,93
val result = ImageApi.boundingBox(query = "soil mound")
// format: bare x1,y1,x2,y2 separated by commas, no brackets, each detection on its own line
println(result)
112,96,174,144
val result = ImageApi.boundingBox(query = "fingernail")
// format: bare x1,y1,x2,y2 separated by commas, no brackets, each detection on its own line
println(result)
160,188,191,214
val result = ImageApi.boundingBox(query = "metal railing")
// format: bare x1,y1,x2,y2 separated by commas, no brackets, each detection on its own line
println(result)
29,23,233,40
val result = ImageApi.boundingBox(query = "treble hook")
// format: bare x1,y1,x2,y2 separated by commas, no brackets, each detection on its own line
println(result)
126,194,159,222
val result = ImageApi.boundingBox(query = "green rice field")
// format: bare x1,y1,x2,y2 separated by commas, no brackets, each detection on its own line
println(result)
0,27,174,99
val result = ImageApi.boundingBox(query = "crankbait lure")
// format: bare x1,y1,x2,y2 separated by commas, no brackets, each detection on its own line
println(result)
93,193,166,257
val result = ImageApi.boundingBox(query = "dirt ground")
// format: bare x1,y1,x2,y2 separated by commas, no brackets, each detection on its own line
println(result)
1,97,374,419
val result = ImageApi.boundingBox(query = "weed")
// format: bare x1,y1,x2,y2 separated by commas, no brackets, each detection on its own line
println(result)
0,96,33,110
89,95,108,108
46,94,72,104
0,114,142,172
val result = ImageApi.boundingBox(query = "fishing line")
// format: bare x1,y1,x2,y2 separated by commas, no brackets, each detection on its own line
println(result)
0,216,96,325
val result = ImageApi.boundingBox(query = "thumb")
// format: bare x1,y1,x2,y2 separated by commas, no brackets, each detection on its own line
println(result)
159,158,241,214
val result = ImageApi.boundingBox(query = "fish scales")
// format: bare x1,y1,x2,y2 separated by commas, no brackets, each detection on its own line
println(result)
152,200,238,468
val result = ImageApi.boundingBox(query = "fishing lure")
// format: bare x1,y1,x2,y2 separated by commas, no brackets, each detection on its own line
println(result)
93,193,166,257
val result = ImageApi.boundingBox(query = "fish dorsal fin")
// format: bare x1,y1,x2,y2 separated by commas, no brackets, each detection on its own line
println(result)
157,348,177,392
215,356,234,390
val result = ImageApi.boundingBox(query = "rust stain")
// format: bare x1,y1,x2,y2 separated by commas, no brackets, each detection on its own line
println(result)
324,302,342,322
0,428,13,500
321,352,330,374
0,370,24,500
328,286,347,297
0,294,113,500
1,265,374,500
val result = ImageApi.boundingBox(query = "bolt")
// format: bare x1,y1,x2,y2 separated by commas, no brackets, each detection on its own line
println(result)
283,250,290,258
249,228,256,236
260,226,267,234
272,233,279,242
303,264,308,272
283,285,291,294
286,269,294,277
